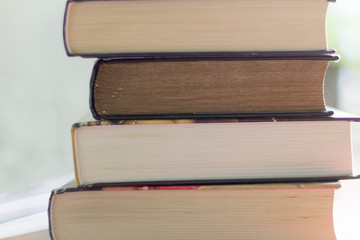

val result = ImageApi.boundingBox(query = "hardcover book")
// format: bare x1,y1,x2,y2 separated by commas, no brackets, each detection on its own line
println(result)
63,0,334,57
71,113,360,187
89,52,338,120
53,0,360,239
48,181,340,240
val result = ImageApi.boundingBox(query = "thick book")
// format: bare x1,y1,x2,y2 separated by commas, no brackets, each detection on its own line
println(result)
63,0,334,57
48,181,340,240
71,113,360,187
89,52,338,120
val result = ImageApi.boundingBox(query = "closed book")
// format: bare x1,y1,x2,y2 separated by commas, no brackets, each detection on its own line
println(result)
48,181,340,240
90,52,338,120
71,112,360,187
63,0,334,57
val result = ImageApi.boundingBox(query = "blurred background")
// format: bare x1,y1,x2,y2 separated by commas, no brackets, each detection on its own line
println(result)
0,0,360,239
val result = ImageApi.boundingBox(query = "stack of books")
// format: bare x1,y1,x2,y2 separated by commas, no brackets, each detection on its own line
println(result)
48,0,359,239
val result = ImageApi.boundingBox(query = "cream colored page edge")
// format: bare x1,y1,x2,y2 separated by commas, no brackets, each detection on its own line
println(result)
66,0,328,54
49,194,57,240
71,126,82,186
64,2,73,55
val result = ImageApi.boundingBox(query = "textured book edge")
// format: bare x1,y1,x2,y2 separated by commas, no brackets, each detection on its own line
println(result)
89,52,339,120
72,113,360,129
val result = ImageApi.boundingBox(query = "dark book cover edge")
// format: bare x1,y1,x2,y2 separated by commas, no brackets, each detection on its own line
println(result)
74,111,360,129
90,111,335,121
48,176,346,195
51,177,355,196
69,50,339,59
81,175,356,189
66,0,336,2
94,51,340,62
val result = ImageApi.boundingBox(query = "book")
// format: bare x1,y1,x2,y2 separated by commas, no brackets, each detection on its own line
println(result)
63,0,335,57
89,52,338,120
48,181,340,240
71,114,360,187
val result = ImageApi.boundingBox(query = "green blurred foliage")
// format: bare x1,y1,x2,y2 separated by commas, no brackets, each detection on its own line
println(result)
327,0,360,68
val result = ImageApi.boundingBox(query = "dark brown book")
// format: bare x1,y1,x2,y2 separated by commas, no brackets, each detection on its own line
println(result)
48,181,340,240
90,52,338,120
71,111,359,187
63,0,335,57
